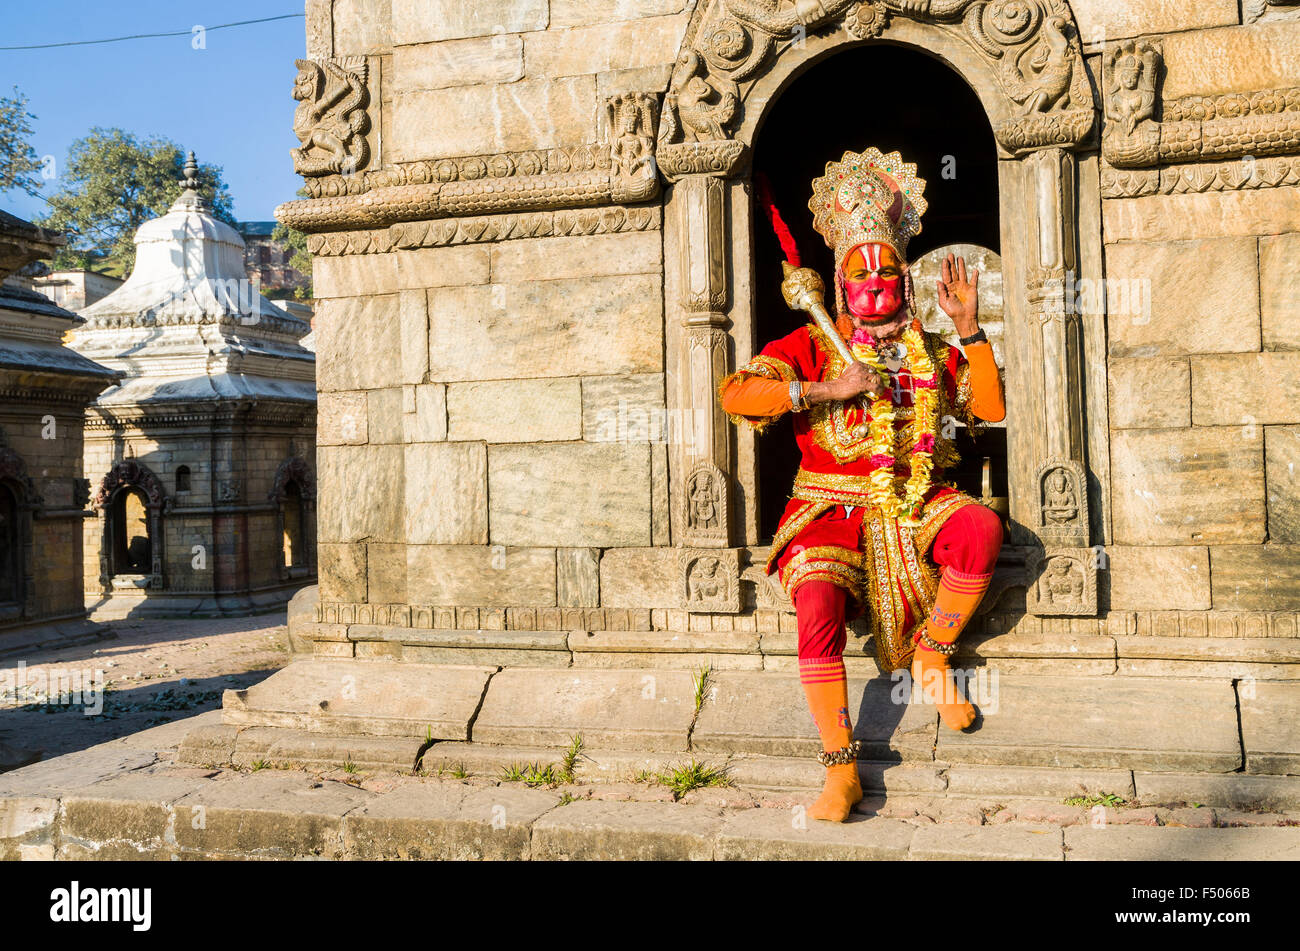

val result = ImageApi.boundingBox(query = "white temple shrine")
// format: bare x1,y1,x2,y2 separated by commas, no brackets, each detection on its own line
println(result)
68,154,318,618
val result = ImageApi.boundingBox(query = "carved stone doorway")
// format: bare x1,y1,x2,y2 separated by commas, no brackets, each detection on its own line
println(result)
750,43,1002,541
661,2,1107,619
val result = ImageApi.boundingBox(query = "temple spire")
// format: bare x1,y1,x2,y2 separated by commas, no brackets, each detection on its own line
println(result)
172,150,209,212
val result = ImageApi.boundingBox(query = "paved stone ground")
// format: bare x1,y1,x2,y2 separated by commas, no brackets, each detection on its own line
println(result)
3,712,1298,860
0,613,289,768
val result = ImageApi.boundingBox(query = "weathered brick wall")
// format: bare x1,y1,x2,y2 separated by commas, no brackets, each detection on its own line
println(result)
82,425,316,601
0,406,93,625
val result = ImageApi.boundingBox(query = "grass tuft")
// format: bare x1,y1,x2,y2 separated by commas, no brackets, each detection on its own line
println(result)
1064,792,1128,808
654,759,732,800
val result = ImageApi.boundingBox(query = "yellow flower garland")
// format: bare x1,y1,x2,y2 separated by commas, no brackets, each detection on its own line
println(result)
849,326,939,525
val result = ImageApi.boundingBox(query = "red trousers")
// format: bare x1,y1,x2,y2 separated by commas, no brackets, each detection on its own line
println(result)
793,502,1002,659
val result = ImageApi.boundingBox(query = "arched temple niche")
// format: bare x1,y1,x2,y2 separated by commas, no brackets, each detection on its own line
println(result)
0,447,37,619
270,455,317,581
660,0,1109,618
95,459,166,592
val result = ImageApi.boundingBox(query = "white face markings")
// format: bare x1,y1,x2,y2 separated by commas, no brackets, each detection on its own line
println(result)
863,243,882,273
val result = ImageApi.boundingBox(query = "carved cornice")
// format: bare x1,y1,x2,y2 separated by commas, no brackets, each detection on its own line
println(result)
76,308,308,338
1103,41,1300,170
279,94,660,234
306,204,662,257
1101,153,1300,199
85,404,315,431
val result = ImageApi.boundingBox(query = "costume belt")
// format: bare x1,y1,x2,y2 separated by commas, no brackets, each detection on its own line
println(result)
790,468,879,507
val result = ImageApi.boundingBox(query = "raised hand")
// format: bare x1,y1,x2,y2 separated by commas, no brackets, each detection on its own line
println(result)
936,252,980,337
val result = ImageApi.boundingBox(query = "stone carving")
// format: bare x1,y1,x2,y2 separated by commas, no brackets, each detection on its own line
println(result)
660,0,1096,161
291,57,371,177
217,480,242,503
1041,466,1078,525
1245,0,1300,24
1034,459,1089,546
606,93,660,203
279,135,658,233
681,548,741,613
846,1,891,38
741,563,794,611
302,145,611,199
269,456,316,502
1101,43,1300,170
1104,40,1160,136
997,14,1075,115
683,461,729,546
308,205,661,256
1025,548,1097,617
663,51,739,144
95,459,164,511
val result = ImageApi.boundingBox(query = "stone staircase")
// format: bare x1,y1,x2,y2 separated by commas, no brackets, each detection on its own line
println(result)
169,653,1300,812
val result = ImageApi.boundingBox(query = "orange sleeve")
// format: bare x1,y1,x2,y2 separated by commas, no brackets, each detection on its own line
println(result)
721,377,793,419
963,341,1005,423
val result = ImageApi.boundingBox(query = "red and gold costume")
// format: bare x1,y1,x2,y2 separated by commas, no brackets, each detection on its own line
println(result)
721,148,1006,822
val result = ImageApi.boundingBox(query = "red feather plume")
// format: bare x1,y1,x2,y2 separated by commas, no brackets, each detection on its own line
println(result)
754,171,801,267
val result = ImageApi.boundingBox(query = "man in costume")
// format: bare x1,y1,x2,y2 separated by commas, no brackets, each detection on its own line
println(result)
719,148,1006,822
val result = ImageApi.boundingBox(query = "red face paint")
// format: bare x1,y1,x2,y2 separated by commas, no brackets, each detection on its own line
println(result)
841,243,904,319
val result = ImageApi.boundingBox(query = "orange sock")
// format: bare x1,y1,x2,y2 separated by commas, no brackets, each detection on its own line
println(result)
799,656,862,822
912,567,992,732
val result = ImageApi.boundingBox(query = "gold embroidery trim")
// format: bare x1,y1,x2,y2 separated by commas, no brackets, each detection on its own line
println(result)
718,355,797,433
766,498,834,573
779,544,867,604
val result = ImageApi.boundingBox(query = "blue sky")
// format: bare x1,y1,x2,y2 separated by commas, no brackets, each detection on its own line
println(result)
1,1,306,223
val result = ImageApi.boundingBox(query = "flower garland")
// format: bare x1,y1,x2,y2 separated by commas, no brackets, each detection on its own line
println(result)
849,322,940,525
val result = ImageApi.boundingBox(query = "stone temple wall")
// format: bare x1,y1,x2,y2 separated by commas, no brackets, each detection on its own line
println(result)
83,423,316,615
283,0,1300,672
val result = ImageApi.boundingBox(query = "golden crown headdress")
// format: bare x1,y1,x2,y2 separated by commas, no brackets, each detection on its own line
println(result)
809,148,927,270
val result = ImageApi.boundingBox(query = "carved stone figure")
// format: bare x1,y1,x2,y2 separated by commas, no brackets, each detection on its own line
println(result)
688,469,721,530
1000,15,1075,115
687,555,725,602
1038,554,1084,607
1104,40,1160,135
663,51,739,144
1042,467,1078,524
291,57,371,177
606,93,659,202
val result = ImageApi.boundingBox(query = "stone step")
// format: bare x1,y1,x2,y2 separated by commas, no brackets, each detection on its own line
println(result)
211,660,1300,777
171,723,1300,812
6,749,1300,861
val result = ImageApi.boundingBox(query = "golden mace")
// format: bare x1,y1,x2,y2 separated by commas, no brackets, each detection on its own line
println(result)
780,261,855,365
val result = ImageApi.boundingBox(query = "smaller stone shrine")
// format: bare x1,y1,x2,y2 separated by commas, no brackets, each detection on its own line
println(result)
68,155,318,619
0,211,119,652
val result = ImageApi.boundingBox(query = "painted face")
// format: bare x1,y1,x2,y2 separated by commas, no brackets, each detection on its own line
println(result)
841,243,904,320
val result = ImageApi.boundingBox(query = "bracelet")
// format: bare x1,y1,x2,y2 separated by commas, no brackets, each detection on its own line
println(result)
788,380,810,412
959,328,988,347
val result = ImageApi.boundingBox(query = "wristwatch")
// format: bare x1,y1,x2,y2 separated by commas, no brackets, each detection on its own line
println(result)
959,328,988,347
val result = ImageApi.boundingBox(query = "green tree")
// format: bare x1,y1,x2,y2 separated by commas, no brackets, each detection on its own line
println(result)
0,86,43,198
271,220,313,300
37,128,236,275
